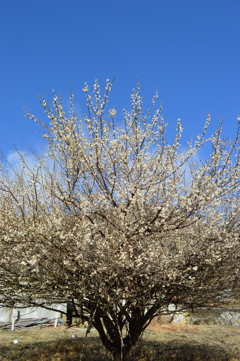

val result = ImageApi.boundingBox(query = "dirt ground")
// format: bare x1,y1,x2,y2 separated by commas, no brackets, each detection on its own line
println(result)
144,319,240,360
0,320,240,360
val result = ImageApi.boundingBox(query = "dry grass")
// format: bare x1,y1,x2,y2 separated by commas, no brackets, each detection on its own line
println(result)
0,326,108,361
0,322,240,360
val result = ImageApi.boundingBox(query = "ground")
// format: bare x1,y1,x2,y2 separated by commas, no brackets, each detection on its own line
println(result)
0,320,240,360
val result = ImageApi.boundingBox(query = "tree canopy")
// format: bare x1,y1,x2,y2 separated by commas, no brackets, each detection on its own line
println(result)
0,79,240,360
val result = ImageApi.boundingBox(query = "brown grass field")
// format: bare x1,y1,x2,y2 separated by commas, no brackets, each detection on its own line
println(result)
0,320,240,360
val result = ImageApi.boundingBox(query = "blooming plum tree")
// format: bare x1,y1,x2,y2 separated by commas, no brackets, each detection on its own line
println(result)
0,79,240,360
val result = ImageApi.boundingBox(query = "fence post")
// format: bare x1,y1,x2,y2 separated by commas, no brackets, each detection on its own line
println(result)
11,315,15,331
54,318,58,327
67,300,74,326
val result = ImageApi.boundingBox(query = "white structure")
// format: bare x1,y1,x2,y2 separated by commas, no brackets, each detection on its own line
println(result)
0,303,66,323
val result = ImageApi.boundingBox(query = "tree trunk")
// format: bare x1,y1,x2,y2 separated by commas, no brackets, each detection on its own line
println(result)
113,352,124,361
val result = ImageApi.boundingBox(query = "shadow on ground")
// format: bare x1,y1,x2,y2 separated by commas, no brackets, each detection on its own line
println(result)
0,336,239,361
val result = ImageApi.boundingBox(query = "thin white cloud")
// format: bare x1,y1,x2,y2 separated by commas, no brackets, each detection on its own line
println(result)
7,151,38,172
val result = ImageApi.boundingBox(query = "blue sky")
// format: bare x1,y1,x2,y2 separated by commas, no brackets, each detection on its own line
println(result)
0,0,240,164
